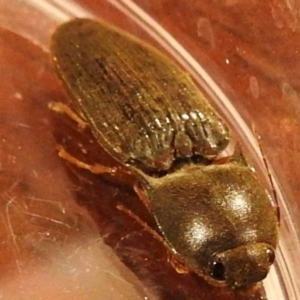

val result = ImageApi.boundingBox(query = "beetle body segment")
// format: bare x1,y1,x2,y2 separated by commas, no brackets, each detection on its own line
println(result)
140,163,278,289
51,19,229,172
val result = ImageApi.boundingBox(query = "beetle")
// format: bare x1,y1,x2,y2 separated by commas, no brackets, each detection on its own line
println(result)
50,18,278,290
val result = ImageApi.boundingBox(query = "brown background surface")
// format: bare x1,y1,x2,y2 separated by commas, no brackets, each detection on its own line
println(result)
0,0,299,299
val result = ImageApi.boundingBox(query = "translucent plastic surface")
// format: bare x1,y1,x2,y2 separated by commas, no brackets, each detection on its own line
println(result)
0,0,299,299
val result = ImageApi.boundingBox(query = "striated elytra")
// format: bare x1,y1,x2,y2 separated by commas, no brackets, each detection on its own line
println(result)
51,18,278,290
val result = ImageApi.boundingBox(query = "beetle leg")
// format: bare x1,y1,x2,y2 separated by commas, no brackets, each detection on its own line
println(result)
116,204,165,244
213,155,231,165
214,142,248,166
57,145,117,175
133,183,150,208
167,252,189,275
117,203,190,275
48,101,87,129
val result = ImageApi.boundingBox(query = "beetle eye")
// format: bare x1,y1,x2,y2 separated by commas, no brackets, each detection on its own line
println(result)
209,260,226,281
266,248,275,264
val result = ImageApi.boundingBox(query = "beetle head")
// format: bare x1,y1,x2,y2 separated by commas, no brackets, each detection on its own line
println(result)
206,243,275,289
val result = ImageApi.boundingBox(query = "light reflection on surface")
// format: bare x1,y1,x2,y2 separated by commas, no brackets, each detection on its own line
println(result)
225,190,250,218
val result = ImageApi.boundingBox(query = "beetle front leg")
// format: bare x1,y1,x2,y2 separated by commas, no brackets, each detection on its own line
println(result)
48,101,87,129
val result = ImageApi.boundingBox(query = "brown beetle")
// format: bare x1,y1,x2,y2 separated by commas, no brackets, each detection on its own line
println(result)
50,18,278,290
